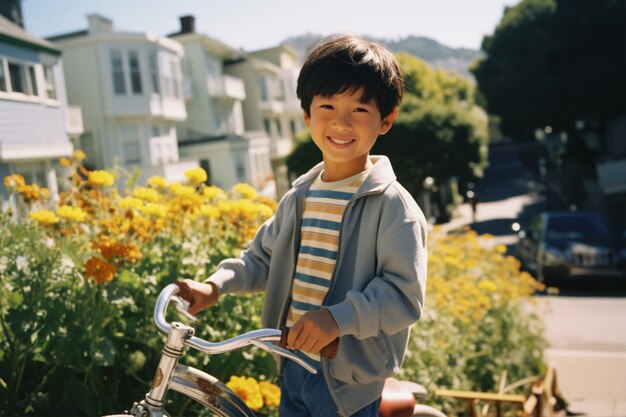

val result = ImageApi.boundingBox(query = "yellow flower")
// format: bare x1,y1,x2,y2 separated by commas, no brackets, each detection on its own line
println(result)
199,204,219,218
259,381,280,408
119,197,144,210
184,167,208,185
57,205,88,222
147,175,167,189
3,174,25,189
132,187,160,203
18,183,42,202
141,202,168,218
203,185,226,200
232,183,257,199
72,150,87,161
88,170,114,187
478,279,497,292
29,210,59,226
60,158,72,167
226,376,264,412
169,183,195,197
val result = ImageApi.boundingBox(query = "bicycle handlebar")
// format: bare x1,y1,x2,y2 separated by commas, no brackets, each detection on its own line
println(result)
154,283,319,374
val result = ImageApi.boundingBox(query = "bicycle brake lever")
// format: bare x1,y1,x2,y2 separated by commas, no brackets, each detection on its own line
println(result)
250,340,318,374
172,296,198,322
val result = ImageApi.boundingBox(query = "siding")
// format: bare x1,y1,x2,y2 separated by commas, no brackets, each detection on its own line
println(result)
0,100,68,145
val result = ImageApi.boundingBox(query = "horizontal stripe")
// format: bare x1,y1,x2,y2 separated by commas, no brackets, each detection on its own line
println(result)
299,245,337,259
294,272,331,287
301,231,339,245
292,292,324,306
297,257,336,274
301,218,341,231
293,281,328,298
295,266,332,280
301,226,339,237
304,202,347,216
298,252,336,265
307,189,354,201
303,211,343,223
300,239,338,252
292,279,329,293
290,300,320,312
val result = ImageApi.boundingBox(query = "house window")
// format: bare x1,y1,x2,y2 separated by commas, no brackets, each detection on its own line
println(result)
128,50,142,94
28,66,38,96
110,50,126,95
275,119,282,136
259,76,268,101
149,53,160,94
0,61,6,92
263,119,272,136
170,61,180,98
123,141,141,164
43,65,57,99
8,62,26,93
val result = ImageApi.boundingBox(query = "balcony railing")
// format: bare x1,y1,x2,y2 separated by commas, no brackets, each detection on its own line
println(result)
207,75,246,100
65,106,84,136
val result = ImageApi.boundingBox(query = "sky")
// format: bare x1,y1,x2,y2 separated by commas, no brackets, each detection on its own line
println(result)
22,0,521,52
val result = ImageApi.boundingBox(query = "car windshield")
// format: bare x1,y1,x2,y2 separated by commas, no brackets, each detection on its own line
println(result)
546,215,611,240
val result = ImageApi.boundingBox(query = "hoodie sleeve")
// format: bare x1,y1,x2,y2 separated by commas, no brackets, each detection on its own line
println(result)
326,188,428,339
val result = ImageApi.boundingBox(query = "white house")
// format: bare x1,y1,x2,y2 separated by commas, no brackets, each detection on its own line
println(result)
48,14,196,186
0,12,82,200
224,43,305,197
169,16,274,194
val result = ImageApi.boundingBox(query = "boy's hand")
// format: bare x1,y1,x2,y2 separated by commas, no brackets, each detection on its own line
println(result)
179,279,219,316
287,309,339,354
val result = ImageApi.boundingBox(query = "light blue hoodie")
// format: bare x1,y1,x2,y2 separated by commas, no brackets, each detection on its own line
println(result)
207,156,427,416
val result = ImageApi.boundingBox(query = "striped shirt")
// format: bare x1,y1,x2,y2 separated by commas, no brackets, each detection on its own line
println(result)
286,169,369,363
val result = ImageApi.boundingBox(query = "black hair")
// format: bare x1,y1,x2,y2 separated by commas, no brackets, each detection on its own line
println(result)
297,34,404,118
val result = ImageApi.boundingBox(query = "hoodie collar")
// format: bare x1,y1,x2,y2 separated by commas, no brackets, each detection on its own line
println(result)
292,155,397,196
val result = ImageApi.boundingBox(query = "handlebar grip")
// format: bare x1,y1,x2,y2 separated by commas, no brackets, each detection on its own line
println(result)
279,327,339,359
174,280,195,305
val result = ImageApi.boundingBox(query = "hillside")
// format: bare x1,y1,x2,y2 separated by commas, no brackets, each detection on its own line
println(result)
282,33,482,79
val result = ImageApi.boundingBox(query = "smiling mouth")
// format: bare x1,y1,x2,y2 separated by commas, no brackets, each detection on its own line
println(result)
327,136,355,145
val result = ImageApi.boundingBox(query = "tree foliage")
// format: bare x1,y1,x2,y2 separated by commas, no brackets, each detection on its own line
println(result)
472,0,626,140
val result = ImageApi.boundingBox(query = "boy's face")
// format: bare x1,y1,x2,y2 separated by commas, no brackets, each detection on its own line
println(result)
303,87,397,181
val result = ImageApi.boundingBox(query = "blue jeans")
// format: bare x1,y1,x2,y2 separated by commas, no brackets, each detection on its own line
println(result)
279,359,380,417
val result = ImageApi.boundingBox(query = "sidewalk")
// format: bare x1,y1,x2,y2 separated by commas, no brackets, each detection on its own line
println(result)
443,201,626,417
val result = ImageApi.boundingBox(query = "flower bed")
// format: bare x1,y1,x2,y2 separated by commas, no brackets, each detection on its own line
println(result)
0,153,546,417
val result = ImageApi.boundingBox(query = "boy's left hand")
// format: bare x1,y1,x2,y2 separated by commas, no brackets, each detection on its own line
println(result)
287,309,340,354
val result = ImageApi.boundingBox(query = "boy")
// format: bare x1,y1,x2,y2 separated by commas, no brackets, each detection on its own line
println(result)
182,34,427,417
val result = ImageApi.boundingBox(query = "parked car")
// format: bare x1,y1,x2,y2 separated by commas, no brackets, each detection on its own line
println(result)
515,211,625,285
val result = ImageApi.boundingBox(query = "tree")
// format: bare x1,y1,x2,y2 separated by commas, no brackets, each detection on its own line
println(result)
472,0,626,140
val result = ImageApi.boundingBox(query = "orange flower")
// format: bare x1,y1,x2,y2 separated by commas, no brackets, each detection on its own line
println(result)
85,256,117,284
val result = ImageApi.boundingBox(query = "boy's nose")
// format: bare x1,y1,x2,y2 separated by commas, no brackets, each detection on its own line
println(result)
334,111,352,128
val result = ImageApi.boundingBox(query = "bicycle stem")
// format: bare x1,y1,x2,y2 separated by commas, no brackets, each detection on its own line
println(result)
146,322,194,408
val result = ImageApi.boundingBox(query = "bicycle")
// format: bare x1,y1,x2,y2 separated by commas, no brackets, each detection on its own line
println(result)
105,282,446,417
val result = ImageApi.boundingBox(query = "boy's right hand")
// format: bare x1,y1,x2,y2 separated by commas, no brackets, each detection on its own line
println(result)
178,279,219,316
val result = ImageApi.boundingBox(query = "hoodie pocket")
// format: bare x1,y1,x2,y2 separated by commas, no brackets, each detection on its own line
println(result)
330,335,393,384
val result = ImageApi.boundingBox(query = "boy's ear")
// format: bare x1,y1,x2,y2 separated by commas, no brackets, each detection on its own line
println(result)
379,107,398,135
302,110,311,128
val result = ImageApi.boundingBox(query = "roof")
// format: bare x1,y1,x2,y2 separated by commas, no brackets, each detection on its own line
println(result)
0,14,60,55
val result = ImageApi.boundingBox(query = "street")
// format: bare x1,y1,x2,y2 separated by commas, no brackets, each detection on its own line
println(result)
441,142,626,416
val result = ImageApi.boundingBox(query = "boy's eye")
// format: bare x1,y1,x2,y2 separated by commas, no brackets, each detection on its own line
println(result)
354,107,369,113
320,104,334,109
